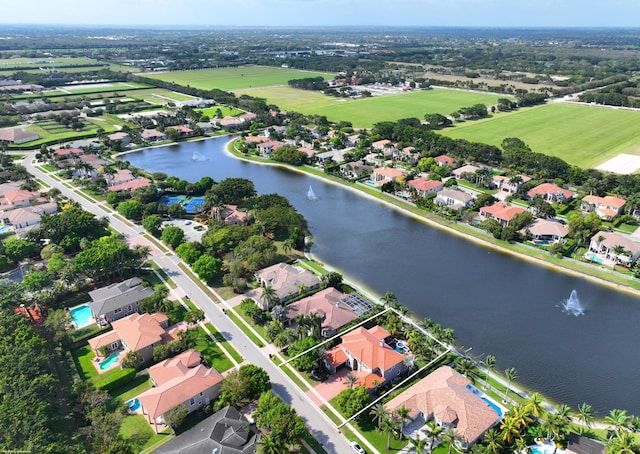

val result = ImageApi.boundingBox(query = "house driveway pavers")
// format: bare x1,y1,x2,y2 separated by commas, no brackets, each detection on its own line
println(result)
307,367,351,406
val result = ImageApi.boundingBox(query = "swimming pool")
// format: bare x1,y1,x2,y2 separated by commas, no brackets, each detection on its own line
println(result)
530,446,554,454
0,225,11,234
127,398,141,412
364,180,379,187
99,352,120,371
69,304,93,328
585,252,605,264
482,396,503,417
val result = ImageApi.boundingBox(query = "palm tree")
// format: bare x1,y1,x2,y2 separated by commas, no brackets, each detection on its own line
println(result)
260,285,278,309
514,437,529,453
344,372,358,390
482,355,495,389
524,392,545,419
370,402,389,432
456,357,474,378
606,430,638,454
257,433,287,454
395,405,411,440
511,405,534,432
605,409,630,437
442,427,461,454
428,425,443,451
483,428,503,454
403,353,417,372
381,415,399,451
576,403,594,435
503,367,518,403
500,415,520,445
306,312,324,339
408,435,428,453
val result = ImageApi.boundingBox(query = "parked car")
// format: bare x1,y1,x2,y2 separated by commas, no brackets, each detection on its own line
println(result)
351,441,365,454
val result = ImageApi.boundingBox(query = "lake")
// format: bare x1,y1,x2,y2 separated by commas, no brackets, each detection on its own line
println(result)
121,136,640,415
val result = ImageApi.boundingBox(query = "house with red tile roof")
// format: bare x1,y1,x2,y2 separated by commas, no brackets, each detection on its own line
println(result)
257,140,285,157
53,147,83,158
372,139,392,151
580,195,626,220
244,135,269,145
408,178,444,197
215,204,250,226
385,366,500,449
0,189,40,210
527,183,574,203
285,287,360,338
371,167,406,186
108,177,152,192
218,116,245,129
434,155,456,168
168,125,195,138
325,326,406,389
479,202,527,227
88,312,177,363
107,132,131,145
139,349,223,432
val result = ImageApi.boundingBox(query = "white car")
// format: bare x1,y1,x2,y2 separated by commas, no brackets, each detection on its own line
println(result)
184,220,192,225
350,441,365,454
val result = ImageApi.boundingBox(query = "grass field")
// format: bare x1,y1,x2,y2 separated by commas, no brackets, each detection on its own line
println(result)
142,65,335,91
234,86,507,128
197,106,243,118
17,114,130,147
441,103,640,169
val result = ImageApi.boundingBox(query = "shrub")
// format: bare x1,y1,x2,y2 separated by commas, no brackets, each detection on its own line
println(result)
92,367,136,391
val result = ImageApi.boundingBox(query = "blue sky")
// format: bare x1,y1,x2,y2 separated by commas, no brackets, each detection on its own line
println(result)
5,0,639,27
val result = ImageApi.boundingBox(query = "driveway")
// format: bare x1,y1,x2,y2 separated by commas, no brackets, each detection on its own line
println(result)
163,218,207,242
307,367,351,406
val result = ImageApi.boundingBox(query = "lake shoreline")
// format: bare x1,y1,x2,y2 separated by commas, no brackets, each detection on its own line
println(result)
222,136,640,300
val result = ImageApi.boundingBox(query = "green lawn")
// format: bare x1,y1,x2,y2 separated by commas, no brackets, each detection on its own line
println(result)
71,345,98,380
197,106,244,118
144,65,335,91
13,115,129,147
109,374,153,402
225,310,265,347
205,322,243,364
441,103,640,169
234,86,506,128
120,414,172,453
195,326,234,372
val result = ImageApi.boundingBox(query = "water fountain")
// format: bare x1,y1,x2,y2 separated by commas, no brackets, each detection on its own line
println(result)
192,151,208,162
306,185,318,201
562,289,584,316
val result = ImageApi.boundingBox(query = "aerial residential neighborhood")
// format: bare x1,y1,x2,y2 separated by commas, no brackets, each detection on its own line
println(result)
2,9,640,454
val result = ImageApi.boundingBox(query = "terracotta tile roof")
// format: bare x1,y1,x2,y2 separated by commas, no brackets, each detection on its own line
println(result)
88,330,121,351
527,183,573,200
244,135,269,144
149,349,202,386
434,155,454,165
54,148,83,156
480,202,526,222
372,139,392,149
451,164,479,178
374,167,405,179
170,125,193,133
111,313,168,352
339,326,402,373
255,263,320,302
582,195,626,209
107,177,152,192
326,347,348,367
385,366,499,445
592,230,640,256
138,364,222,420
523,218,568,237
285,287,358,334
355,371,383,389
4,189,39,203
408,178,444,192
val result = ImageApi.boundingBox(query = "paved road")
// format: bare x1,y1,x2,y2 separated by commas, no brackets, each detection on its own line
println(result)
20,152,354,453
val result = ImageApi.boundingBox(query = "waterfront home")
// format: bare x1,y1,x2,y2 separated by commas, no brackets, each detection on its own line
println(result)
151,405,260,453
434,188,474,211
522,218,569,243
408,178,444,198
370,167,406,186
254,263,321,309
339,160,373,179
107,176,152,192
565,433,605,454
325,326,406,389
88,312,172,363
168,125,196,138
588,230,640,266
214,204,250,226
257,140,285,157
107,132,131,146
527,183,574,203
218,116,245,129
88,277,154,324
580,195,626,220
479,202,527,227
141,129,167,143
315,148,351,166
385,366,500,450
138,349,223,433
285,287,360,338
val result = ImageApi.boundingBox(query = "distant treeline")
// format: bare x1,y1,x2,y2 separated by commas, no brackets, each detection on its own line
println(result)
578,80,640,108
287,77,327,91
